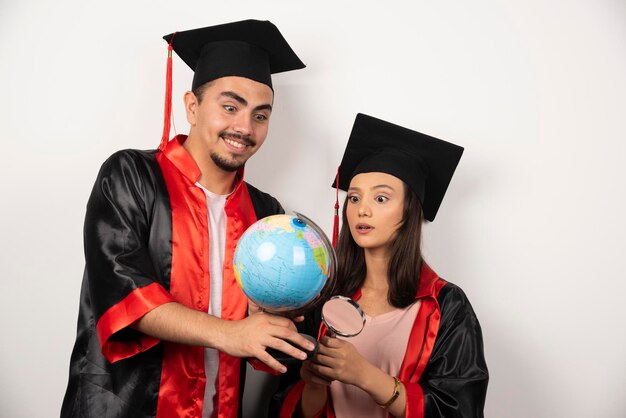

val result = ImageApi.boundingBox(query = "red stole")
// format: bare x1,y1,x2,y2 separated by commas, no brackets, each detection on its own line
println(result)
156,135,258,418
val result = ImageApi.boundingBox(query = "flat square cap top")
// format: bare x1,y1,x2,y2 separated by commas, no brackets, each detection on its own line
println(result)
163,19,305,90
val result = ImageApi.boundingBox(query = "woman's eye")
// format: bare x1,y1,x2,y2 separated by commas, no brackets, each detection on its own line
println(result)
348,196,359,203
375,196,389,203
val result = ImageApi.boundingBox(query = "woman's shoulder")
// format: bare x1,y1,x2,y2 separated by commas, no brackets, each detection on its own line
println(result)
438,280,467,302
436,280,481,325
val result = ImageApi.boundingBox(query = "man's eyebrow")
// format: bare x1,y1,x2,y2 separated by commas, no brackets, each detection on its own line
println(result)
254,104,273,112
221,91,272,112
220,91,247,106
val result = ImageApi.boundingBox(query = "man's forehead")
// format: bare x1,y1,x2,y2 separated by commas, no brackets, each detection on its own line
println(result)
209,77,274,104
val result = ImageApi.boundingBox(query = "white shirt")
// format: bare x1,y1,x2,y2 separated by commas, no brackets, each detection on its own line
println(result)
196,183,230,418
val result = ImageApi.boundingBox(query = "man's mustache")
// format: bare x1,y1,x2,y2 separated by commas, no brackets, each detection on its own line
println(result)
220,132,254,146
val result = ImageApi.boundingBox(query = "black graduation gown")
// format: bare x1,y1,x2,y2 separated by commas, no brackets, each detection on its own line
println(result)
61,136,284,418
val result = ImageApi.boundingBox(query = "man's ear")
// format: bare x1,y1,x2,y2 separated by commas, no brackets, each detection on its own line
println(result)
184,91,198,125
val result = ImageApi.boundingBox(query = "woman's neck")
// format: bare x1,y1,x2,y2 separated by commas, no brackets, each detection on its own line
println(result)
362,249,390,291
358,248,397,316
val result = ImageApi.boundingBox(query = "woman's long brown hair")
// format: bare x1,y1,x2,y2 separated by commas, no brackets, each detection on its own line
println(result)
334,183,424,308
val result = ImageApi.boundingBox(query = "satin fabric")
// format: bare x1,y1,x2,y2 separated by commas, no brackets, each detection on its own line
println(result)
274,263,488,418
62,136,284,418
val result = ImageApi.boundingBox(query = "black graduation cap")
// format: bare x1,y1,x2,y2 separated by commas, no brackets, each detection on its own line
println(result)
333,113,464,222
163,19,305,90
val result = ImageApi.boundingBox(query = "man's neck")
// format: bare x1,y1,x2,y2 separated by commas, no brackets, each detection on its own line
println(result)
197,168,238,195
183,136,238,195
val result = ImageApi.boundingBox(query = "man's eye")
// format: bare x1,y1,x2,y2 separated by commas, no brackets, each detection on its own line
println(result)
254,114,267,121
224,105,236,112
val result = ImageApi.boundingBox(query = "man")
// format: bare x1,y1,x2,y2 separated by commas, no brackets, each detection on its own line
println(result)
61,20,314,418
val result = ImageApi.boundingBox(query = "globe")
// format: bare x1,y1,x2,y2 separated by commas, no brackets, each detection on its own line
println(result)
233,212,335,314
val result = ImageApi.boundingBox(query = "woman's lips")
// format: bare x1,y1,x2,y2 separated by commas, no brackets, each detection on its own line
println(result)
355,223,374,234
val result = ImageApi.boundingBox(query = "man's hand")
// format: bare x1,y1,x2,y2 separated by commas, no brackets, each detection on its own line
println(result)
132,302,315,373
217,312,316,373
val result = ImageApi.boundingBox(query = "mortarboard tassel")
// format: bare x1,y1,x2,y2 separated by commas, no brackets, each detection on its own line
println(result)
159,33,176,151
332,166,340,248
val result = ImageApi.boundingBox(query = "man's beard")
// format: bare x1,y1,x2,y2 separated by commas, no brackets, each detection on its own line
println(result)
211,132,253,172
210,152,245,172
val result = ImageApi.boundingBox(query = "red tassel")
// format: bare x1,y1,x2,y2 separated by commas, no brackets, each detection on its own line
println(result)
159,33,176,151
332,166,340,248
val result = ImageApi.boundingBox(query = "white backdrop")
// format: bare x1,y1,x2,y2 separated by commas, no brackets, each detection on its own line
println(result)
1,0,625,417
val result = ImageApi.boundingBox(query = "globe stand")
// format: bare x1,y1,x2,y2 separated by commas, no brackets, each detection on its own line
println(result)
266,333,319,365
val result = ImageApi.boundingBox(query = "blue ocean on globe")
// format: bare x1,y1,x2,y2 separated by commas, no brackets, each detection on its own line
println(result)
233,214,331,312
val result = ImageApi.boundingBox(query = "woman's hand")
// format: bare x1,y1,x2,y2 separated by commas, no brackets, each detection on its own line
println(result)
300,358,332,418
309,336,370,386
301,358,333,387
307,336,408,416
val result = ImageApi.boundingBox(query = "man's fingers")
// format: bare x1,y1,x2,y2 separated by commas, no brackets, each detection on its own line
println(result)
266,337,309,361
255,349,287,374
267,324,316,353
284,332,317,352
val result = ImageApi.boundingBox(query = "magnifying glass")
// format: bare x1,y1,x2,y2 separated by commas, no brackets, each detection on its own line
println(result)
321,295,366,337
263,296,365,366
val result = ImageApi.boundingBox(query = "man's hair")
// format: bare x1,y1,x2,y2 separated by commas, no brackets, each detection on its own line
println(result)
334,182,425,308
192,81,215,103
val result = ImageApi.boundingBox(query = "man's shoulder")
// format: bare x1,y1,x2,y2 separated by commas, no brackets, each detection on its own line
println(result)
244,182,275,201
102,148,158,166
98,148,160,177
245,182,284,217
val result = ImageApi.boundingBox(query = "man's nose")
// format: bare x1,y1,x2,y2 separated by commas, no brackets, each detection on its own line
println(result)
232,112,252,136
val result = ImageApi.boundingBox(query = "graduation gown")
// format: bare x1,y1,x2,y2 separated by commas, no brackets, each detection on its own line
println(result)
274,263,488,418
61,135,284,418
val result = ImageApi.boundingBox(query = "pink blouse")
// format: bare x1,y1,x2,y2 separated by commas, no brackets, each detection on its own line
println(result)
330,300,422,417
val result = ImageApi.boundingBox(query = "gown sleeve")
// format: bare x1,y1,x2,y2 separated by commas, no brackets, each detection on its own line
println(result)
417,283,489,418
84,150,175,363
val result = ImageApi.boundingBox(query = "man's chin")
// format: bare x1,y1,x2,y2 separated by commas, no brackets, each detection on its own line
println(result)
210,153,245,172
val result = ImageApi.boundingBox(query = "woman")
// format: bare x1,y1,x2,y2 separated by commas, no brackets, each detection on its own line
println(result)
275,113,488,418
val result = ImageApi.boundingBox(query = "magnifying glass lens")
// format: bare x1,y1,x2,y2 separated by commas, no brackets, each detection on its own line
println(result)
321,296,365,337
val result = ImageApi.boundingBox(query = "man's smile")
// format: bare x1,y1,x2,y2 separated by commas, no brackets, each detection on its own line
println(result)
220,133,253,153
